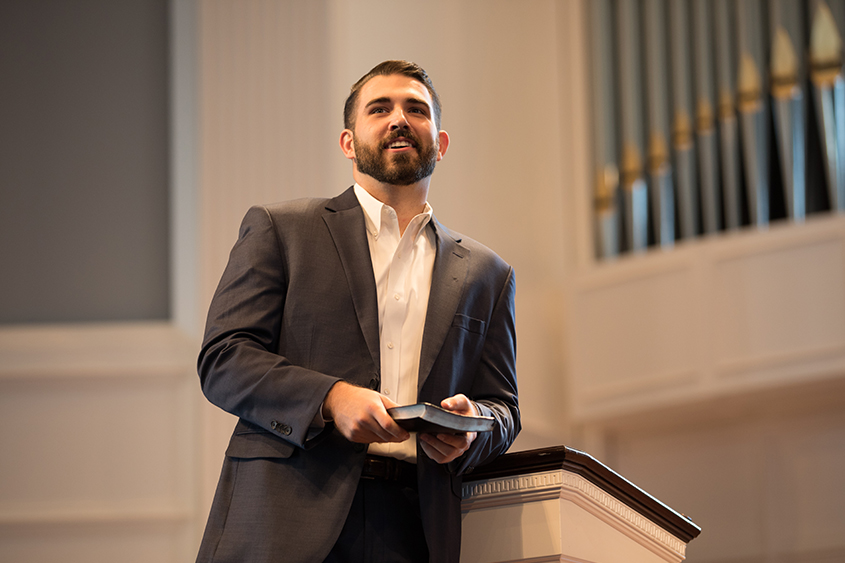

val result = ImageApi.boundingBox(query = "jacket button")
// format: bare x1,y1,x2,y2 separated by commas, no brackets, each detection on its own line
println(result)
271,420,291,435
368,377,379,390
353,443,365,453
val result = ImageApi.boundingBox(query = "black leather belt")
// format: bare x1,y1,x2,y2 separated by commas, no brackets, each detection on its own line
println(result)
361,455,417,488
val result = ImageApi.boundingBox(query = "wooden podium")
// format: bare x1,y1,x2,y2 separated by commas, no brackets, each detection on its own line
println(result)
460,446,701,563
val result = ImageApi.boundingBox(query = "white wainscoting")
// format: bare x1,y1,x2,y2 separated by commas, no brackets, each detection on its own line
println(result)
0,323,199,562
610,399,845,563
567,213,845,422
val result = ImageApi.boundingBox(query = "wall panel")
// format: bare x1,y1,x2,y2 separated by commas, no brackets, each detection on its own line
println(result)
0,323,197,562
612,404,845,562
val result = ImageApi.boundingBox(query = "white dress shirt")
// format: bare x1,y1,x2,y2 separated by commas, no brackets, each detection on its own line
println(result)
354,184,436,462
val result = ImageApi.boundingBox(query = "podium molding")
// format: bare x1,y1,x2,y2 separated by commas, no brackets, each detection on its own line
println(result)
460,446,701,563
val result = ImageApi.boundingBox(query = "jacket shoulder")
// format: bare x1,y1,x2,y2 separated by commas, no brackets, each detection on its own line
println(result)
251,186,358,225
262,196,333,219
236,192,350,234
438,223,512,276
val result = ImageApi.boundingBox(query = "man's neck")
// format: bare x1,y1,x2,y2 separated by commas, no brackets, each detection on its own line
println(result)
355,175,430,235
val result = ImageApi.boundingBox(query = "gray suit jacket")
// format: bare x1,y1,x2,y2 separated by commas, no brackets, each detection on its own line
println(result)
196,187,519,563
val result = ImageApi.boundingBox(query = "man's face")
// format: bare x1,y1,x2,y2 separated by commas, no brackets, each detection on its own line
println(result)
344,74,445,186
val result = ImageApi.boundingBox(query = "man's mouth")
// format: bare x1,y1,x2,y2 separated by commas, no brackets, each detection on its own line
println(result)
384,137,416,150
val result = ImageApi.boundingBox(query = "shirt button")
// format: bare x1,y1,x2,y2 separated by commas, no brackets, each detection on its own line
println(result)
387,342,394,349
383,389,391,396
394,294,401,300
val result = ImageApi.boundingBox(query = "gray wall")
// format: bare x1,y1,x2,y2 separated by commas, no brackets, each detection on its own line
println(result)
0,0,170,324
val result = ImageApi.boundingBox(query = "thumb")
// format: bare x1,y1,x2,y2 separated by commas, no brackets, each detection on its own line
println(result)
441,394,473,414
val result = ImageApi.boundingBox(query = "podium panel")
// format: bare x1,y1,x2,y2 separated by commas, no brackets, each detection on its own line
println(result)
461,447,700,563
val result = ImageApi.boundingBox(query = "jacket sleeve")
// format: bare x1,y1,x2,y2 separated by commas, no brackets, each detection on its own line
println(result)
198,206,340,448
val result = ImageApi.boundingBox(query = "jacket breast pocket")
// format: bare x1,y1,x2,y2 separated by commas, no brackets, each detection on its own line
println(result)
452,313,486,335
225,420,295,459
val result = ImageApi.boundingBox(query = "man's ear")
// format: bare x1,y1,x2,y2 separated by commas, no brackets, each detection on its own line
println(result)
340,129,356,161
436,130,450,161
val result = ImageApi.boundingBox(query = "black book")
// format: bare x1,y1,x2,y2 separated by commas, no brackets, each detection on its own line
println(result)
387,402,495,434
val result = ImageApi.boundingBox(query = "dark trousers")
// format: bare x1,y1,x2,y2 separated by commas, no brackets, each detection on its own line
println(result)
324,477,429,563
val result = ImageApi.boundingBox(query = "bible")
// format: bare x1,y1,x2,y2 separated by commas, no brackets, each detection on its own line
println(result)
388,402,495,434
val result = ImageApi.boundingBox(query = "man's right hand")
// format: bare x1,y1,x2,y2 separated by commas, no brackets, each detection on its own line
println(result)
322,381,411,444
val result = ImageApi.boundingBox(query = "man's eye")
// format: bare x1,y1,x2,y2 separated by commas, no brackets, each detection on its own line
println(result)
371,107,387,114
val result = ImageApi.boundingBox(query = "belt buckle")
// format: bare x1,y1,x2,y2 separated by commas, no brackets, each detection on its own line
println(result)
361,455,412,483
362,455,387,480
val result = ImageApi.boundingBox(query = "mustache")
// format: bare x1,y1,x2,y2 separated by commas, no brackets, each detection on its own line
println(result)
382,129,421,147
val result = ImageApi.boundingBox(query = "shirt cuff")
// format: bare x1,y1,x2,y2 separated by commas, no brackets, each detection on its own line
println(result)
306,400,329,441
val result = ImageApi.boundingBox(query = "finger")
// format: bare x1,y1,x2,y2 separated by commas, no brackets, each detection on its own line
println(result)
335,405,404,444
419,440,440,462
342,421,387,444
420,432,457,458
436,432,470,449
350,430,384,443
349,403,406,443
419,436,451,463
346,417,404,444
373,411,410,441
420,433,471,464
440,394,477,416
375,395,411,440
371,397,409,439
349,389,409,442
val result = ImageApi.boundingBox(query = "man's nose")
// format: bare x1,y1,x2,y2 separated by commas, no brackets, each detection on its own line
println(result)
389,109,409,129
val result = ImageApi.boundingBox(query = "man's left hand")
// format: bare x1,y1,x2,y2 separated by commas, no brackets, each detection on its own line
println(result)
419,394,478,464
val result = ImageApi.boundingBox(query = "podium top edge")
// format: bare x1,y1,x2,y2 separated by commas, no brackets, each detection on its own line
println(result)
464,445,702,543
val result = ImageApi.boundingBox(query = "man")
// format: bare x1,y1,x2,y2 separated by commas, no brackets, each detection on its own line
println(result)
196,60,519,563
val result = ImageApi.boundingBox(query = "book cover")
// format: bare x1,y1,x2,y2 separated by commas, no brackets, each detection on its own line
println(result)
387,402,495,434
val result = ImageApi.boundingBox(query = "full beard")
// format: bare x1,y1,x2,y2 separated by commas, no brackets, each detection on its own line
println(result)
354,134,438,186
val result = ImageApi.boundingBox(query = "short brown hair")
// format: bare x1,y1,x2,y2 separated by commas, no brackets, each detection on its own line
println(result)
343,60,442,131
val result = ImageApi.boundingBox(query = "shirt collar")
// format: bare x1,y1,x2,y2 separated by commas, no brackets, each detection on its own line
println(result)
353,183,433,238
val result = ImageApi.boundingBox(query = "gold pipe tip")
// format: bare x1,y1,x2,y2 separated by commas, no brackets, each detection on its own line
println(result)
594,164,618,212
718,90,735,121
673,111,693,148
647,132,669,174
771,27,799,94
737,53,763,111
621,144,643,189
696,98,715,133
810,2,843,85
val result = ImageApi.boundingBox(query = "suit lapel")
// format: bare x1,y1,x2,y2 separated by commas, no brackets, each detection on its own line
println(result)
418,218,468,391
322,190,468,387
322,188,381,370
